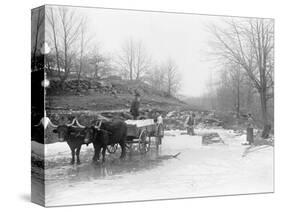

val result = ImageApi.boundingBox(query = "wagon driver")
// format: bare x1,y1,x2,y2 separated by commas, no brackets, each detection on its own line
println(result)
130,91,141,120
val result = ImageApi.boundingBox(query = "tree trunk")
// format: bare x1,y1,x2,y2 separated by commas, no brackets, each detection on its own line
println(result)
167,76,170,96
77,64,82,92
54,48,61,78
94,64,98,79
129,66,133,80
62,40,68,85
31,31,38,70
236,80,240,118
260,89,270,138
136,70,140,80
31,9,42,71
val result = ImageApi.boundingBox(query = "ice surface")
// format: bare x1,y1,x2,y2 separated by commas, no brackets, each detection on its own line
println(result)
32,128,273,206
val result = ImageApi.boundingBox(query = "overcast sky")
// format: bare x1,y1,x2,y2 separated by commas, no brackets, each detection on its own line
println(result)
50,6,226,97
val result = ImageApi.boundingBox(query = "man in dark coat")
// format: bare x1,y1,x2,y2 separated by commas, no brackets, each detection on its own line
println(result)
184,112,195,135
130,93,140,120
246,113,255,145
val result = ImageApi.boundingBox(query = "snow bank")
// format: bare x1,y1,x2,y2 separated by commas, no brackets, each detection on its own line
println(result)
125,119,154,127
32,140,93,160
31,141,44,157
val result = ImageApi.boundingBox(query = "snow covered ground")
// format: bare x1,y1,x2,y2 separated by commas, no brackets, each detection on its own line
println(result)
32,127,274,207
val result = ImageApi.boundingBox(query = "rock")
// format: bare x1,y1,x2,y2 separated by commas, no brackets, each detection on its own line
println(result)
202,132,224,145
166,111,177,118
100,80,112,88
106,75,122,80
121,112,132,120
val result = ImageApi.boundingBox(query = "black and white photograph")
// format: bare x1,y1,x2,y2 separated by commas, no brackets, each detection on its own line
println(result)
31,4,274,207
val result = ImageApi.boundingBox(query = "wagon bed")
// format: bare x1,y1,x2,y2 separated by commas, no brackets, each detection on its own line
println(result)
124,119,164,153
107,119,164,154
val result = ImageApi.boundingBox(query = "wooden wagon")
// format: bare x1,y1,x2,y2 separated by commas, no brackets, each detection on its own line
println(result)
106,119,164,154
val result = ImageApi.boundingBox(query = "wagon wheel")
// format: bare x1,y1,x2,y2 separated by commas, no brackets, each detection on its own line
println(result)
125,143,133,151
138,129,150,153
107,144,118,154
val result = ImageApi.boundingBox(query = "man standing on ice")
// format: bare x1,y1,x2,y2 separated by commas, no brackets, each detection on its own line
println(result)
184,112,196,135
155,111,164,145
246,113,255,145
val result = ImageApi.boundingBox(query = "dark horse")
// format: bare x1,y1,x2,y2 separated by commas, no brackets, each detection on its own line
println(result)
84,120,127,162
53,125,90,164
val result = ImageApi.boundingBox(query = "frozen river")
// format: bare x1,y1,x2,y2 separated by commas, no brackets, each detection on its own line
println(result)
32,128,274,207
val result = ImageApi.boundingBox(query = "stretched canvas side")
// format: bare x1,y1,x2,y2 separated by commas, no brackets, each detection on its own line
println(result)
31,5,46,207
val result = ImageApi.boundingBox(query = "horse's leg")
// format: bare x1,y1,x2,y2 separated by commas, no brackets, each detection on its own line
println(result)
120,132,127,159
92,143,96,161
76,146,81,164
70,148,75,164
119,142,126,159
93,145,101,162
102,146,106,162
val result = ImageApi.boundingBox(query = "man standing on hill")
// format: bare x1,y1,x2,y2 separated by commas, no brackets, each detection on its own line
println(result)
130,92,140,120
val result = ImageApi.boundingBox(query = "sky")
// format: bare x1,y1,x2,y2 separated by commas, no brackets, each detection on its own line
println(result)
49,6,225,97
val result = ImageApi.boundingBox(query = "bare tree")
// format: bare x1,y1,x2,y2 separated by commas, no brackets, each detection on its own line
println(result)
58,8,81,83
117,39,134,80
164,59,181,96
87,48,106,79
146,65,166,91
46,7,61,77
215,69,233,111
31,7,44,71
206,70,217,110
46,7,82,84
226,62,245,117
209,18,274,136
134,41,151,80
147,59,181,96
117,39,151,80
76,18,92,89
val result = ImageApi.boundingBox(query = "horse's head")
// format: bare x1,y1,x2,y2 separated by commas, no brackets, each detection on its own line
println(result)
53,125,72,142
